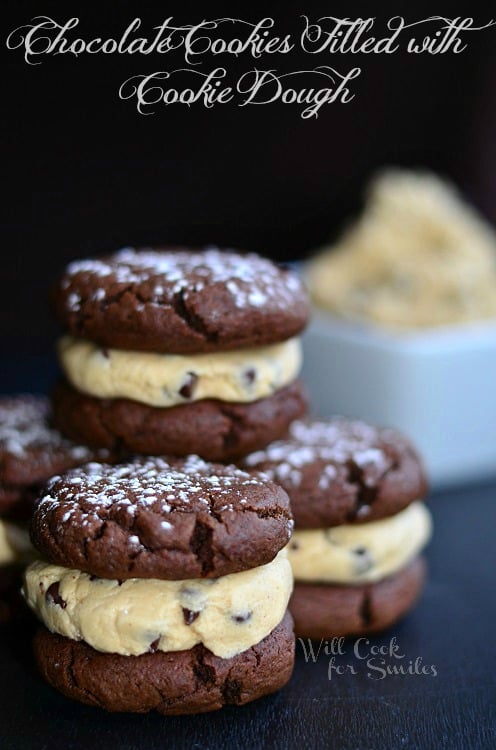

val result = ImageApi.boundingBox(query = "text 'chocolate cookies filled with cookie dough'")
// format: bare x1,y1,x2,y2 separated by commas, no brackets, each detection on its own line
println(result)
242,417,432,638
24,455,296,714
0,395,115,622
52,247,309,459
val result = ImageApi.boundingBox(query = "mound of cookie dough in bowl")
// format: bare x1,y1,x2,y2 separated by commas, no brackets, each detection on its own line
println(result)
242,417,432,638
24,455,296,714
307,169,496,329
52,247,310,460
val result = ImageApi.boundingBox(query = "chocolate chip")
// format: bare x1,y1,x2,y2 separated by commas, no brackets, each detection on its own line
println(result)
289,540,299,550
242,368,257,385
46,582,66,609
101,348,110,358
179,372,198,399
182,608,200,625
231,611,252,624
352,547,374,575
89,574,97,581
149,637,160,652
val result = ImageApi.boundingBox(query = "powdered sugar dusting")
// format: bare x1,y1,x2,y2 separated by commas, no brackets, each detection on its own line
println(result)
38,455,273,530
244,418,394,489
63,246,304,313
0,395,108,463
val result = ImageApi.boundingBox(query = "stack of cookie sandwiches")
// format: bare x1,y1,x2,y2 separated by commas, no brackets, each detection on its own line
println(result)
23,455,295,714
0,395,113,621
243,417,432,638
51,247,309,460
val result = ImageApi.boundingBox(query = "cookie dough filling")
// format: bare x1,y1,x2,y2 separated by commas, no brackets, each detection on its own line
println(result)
58,336,302,407
23,550,292,659
0,519,34,565
287,501,431,584
307,170,496,329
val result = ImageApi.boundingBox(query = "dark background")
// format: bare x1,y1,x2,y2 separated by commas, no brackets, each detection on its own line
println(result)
2,0,496,364
1,6,496,748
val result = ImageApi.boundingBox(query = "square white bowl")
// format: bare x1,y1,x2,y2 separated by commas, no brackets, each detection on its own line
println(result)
301,312,496,487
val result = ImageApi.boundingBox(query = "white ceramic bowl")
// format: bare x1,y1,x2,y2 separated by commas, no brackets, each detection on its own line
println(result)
301,311,496,487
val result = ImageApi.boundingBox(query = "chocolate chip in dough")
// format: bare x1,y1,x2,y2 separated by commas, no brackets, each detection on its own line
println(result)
182,608,200,625
231,611,252,624
179,373,198,399
352,547,374,575
242,368,257,386
46,582,67,609
149,637,161,652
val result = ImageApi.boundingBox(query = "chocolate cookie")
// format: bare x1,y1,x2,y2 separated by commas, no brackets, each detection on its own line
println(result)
53,247,309,353
33,611,294,714
52,379,307,460
242,417,428,528
31,455,293,580
0,395,115,489
291,556,426,638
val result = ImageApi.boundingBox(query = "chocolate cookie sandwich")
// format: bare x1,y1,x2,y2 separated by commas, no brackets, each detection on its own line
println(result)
24,455,295,714
51,247,309,460
0,395,114,621
242,418,432,638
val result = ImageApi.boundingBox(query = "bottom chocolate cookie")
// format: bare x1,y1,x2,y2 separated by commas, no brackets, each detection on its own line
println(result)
33,611,295,714
290,556,426,639
52,380,307,461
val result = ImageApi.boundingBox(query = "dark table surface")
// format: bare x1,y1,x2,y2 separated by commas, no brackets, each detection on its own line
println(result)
0,363,495,750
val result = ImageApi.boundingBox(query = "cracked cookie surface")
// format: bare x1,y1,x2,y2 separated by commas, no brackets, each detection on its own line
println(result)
31,455,293,580
242,417,428,528
52,379,307,460
33,611,295,714
53,247,310,353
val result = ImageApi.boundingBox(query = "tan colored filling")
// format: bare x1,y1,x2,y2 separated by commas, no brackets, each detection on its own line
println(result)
23,550,293,659
58,336,302,407
288,502,431,584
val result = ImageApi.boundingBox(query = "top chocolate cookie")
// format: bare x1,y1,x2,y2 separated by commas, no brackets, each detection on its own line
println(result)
31,455,293,580
53,247,310,353
242,418,428,528
0,395,113,489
